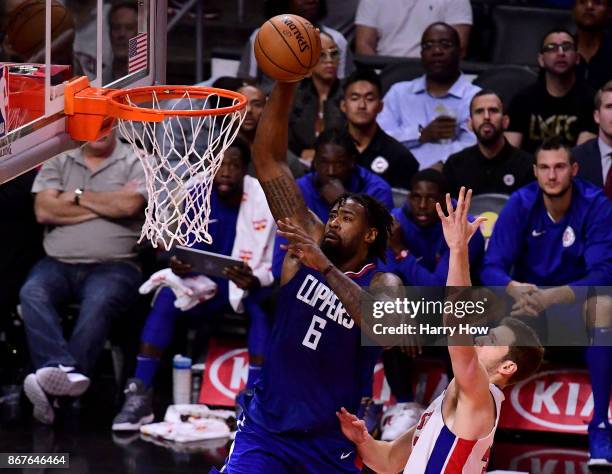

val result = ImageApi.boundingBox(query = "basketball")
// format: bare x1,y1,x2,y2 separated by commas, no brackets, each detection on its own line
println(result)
6,0,74,59
254,14,322,82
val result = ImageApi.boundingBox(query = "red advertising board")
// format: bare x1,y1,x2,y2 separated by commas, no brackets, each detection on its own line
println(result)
199,339,249,406
500,369,612,434
491,442,589,474
200,340,448,408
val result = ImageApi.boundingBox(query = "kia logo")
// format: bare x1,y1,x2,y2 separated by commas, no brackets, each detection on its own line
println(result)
509,448,588,474
208,348,249,400
509,370,608,432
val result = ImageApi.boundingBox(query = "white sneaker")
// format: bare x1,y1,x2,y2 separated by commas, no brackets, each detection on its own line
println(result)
24,374,54,425
381,402,425,441
35,366,90,397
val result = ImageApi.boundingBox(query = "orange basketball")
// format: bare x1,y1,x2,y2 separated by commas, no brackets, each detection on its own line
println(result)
6,0,74,59
254,14,322,82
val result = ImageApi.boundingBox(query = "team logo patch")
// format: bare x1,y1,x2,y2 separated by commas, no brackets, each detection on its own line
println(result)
562,226,575,248
503,174,515,186
371,156,389,174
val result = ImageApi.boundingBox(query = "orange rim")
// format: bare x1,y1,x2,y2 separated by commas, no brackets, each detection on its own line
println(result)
106,85,248,122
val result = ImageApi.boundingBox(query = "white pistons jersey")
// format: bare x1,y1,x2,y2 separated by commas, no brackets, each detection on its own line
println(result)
403,384,504,474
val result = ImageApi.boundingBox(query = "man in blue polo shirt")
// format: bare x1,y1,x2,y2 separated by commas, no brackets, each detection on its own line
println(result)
272,128,393,278
482,137,612,465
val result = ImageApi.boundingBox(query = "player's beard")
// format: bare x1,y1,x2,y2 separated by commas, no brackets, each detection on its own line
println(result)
321,238,340,262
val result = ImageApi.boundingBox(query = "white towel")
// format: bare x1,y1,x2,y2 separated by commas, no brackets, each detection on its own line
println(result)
139,268,218,311
229,175,276,313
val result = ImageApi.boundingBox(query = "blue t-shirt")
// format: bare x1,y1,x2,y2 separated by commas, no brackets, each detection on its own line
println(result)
245,263,380,434
384,203,485,286
481,179,612,287
272,166,393,278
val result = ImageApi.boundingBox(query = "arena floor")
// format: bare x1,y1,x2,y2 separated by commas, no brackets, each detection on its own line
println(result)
0,375,605,474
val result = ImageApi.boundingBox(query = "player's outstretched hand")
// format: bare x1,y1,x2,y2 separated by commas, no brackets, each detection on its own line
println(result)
336,407,370,446
435,187,486,251
277,218,332,272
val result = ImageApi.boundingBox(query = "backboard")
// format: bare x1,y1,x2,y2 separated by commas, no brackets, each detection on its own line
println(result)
0,0,167,184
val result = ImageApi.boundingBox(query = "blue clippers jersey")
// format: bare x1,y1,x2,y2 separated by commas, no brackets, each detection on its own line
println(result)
481,179,612,286
245,262,380,434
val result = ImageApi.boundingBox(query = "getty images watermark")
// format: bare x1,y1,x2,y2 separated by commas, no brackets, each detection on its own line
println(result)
371,296,489,337
359,286,612,347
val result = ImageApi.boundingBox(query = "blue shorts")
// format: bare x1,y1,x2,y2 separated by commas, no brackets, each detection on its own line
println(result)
211,417,361,474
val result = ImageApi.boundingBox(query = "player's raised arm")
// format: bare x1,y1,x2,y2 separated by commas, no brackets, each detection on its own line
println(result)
437,188,491,403
251,82,317,233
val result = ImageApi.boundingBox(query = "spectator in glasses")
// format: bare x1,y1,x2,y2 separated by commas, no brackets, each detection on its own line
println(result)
506,29,598,153
288,32,346,169
377,23,480,170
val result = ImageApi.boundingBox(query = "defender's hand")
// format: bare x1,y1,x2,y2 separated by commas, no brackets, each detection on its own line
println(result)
336,407,370,446
435,187,486,251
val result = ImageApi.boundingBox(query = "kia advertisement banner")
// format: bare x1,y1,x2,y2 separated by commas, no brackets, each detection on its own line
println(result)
500,369,612,434
490,442,589,474
199,339,249,406
200,340,449,408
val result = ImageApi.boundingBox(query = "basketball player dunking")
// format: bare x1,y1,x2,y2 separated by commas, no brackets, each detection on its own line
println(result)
336,192,545,473
214,77,401,473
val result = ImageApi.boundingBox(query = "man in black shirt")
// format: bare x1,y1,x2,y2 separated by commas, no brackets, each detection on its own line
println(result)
444,90,533,196
507,29,597,153
341,69,419,189
574,0,612,91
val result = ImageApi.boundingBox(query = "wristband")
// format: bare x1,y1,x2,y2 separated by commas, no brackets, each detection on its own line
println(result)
322,264,334,277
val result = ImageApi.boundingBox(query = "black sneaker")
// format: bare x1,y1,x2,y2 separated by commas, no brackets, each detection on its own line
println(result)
112,378,154,431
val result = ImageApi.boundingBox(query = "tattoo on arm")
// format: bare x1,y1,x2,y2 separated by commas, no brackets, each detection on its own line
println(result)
260,175,308,222
324,267,368,327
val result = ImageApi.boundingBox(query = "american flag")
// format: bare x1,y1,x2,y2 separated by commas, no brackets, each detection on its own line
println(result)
128,33,148,74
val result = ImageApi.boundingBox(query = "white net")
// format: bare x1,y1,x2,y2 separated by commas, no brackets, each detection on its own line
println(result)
115,88,246,250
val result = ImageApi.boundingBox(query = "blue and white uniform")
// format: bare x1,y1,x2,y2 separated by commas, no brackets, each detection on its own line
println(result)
221,262,380,473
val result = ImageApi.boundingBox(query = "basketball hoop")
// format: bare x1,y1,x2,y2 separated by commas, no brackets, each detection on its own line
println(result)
64,76,248,250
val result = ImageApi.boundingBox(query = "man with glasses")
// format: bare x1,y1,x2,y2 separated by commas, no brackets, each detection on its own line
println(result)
506,29,598,153
377,23,480,170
